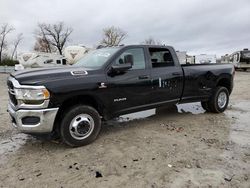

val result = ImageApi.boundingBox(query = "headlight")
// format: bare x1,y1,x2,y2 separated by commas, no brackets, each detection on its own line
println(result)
15,88,50,104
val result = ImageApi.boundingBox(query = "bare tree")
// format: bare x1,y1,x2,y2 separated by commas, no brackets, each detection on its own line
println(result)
11,33,23,60
100,26,127,47
35,22,73,55
34,36,56,53
35,23,54,53
142,37,162,45
0,23,14,62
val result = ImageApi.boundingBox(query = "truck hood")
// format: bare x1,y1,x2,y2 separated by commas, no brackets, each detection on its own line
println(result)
11,66,93,85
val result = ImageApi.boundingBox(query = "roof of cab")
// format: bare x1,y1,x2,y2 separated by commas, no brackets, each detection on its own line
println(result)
97,44,172,49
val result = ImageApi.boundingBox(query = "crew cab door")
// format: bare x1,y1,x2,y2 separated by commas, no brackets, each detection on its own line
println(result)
105,47,151,115
148,47,184,104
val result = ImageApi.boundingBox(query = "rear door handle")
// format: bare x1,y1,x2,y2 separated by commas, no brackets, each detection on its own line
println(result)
172,72,181,76
138,75,150,79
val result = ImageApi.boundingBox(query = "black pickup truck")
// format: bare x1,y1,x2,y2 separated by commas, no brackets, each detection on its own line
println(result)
7,45,234,146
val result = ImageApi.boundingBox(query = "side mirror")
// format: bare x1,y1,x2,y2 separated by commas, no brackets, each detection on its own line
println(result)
124,54,134,65
111,62,132,72
110,54,134,73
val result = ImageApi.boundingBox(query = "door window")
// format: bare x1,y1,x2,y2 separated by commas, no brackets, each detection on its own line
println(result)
149,48,174,68
114,48,146,70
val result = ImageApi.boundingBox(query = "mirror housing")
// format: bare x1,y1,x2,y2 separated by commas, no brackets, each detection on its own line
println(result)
124,54,134,65
111,62,132,72
110,54,134,74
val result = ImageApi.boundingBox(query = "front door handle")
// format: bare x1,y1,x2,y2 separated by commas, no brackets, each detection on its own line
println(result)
138,75,150,79
172,72,181,76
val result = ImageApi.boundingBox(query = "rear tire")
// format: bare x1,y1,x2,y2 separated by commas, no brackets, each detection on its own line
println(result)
60,105,101,147
208,87,229,113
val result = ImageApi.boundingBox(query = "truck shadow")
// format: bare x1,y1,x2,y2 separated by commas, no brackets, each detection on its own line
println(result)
104,102,205,127
100,102,208,137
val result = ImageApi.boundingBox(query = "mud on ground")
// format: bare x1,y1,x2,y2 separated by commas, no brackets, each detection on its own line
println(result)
0,72,250,188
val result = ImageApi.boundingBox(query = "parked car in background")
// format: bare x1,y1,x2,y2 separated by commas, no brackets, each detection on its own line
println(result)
228,48,250,71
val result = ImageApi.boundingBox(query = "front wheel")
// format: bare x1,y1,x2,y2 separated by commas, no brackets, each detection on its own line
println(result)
201,101,211,112
208,87,229,113
60,105,101,147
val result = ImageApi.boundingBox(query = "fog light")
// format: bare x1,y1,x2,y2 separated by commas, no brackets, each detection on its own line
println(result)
22,116,40,125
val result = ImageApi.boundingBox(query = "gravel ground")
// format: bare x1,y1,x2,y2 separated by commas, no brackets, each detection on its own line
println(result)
0,71,250,188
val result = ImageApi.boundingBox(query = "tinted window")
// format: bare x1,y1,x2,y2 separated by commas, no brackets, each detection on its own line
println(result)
149,48,174,68
114,48,146,70
242,51,250,58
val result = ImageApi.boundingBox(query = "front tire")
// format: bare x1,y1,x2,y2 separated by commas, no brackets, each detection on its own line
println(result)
208,87,229,113
60,105,101,147
201,101,211,112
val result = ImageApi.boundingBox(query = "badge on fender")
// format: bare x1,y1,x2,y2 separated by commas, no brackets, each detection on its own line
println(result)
98,82,107,89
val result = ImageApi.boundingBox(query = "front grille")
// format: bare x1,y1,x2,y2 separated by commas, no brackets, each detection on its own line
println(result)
7,79,14,89
11,115,16,125
8,92,18,105
7,78,18,106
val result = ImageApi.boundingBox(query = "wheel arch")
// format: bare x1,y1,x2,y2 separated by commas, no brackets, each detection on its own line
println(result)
216,77,232,94
53,95,106,132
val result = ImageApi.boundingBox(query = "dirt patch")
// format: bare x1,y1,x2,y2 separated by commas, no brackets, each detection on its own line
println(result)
0,72,250,187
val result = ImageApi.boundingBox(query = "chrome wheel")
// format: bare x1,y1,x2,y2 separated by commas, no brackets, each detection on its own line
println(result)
69,114,95,140
217,91,227,109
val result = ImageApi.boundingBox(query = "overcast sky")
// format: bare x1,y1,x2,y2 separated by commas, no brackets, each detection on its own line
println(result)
1,0,250,56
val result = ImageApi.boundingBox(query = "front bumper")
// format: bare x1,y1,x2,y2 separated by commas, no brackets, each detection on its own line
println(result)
8,103,59,133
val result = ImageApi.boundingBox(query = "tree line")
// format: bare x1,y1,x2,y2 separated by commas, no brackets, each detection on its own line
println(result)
0,21,161,65
0,23,23,64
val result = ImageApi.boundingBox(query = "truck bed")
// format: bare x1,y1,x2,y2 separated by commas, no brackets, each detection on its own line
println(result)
180,63,234,103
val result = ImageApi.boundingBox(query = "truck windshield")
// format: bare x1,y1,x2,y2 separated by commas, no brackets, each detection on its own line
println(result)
240,51,250,63
241,51,250,58
73,48,119,69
